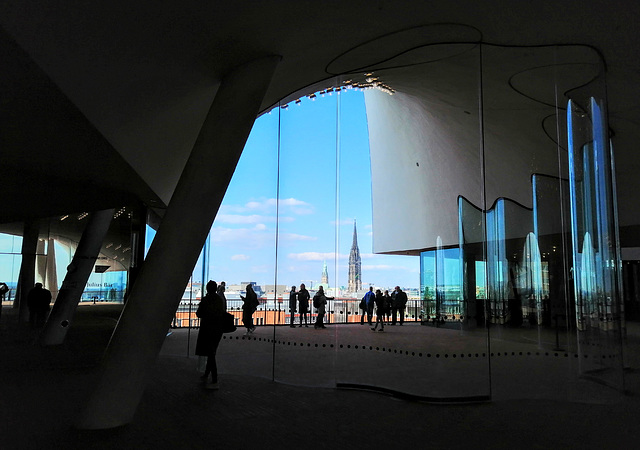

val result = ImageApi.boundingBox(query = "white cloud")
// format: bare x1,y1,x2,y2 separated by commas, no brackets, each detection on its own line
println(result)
245,200,268,210
245,198,313,215
216,213,295,224
288,252,348,261
254,224,267,231
211,226,274,248
217,214,269,224
231,254,250,261
280,233,317,242
277,198,308,207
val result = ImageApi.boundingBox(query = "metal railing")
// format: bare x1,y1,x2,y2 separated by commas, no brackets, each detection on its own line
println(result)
171,298,429,328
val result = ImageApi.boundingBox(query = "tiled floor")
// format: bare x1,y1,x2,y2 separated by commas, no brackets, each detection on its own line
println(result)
1,304,638,449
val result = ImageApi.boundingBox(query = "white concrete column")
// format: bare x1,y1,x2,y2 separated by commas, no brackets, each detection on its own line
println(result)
46,238,59,301
36,238,46,284
40,209,114,346
76,55,281,430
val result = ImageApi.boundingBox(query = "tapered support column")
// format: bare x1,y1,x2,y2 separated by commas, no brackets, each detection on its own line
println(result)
15,220,40,322
77,55,281,430
40,209,114,346
46,238,59,301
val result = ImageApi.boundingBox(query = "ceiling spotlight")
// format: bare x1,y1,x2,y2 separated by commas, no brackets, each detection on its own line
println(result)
295,99,302,105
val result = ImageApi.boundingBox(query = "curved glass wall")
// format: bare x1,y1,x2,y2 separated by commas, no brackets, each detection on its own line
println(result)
165,34,624,403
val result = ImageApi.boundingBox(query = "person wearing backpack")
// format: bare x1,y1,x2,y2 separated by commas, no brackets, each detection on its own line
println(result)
313,286,333,329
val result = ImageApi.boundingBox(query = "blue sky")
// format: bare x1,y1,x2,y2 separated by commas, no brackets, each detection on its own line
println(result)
203,89,420,290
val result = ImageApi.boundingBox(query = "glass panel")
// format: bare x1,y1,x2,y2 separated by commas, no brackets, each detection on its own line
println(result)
481,43,624,401
0,231,22,305
332,40,488,400
567,84,625,390
273,82,338,387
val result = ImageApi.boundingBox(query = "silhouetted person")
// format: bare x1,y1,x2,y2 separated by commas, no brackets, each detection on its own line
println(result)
313,286,333,329
241,284,258,334
27,282,51,328
384,289,392,323
195,280,225,390
217,281,227,310
0,282,8,319
371,289,385,332
298,283,310,327
288,286,297,327
361,286,374,325
392,286,408,325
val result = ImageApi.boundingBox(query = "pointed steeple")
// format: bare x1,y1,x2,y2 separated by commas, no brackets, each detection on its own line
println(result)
348,219,362,292
352,219,358,248
321,260,329,286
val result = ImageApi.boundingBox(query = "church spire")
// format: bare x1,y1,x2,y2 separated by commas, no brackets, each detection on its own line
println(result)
321,260,329,287
348,219,362,292
352,219,358,248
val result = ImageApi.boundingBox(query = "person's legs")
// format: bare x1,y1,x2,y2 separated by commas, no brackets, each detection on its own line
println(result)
242,310,250,332
399,308,405,325
205,356,216,381
204,333,222,388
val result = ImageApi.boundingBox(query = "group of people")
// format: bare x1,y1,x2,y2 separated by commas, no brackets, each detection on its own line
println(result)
288,284,334,329
195,280,409,390
360,286,408,332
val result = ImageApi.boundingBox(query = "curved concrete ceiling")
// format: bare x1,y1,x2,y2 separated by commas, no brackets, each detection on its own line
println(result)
1,1,639,225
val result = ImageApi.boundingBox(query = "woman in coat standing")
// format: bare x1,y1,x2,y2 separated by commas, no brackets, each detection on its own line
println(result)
196,280,225,390
288,286,297,328
298,283,310,327
242,284,258,334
